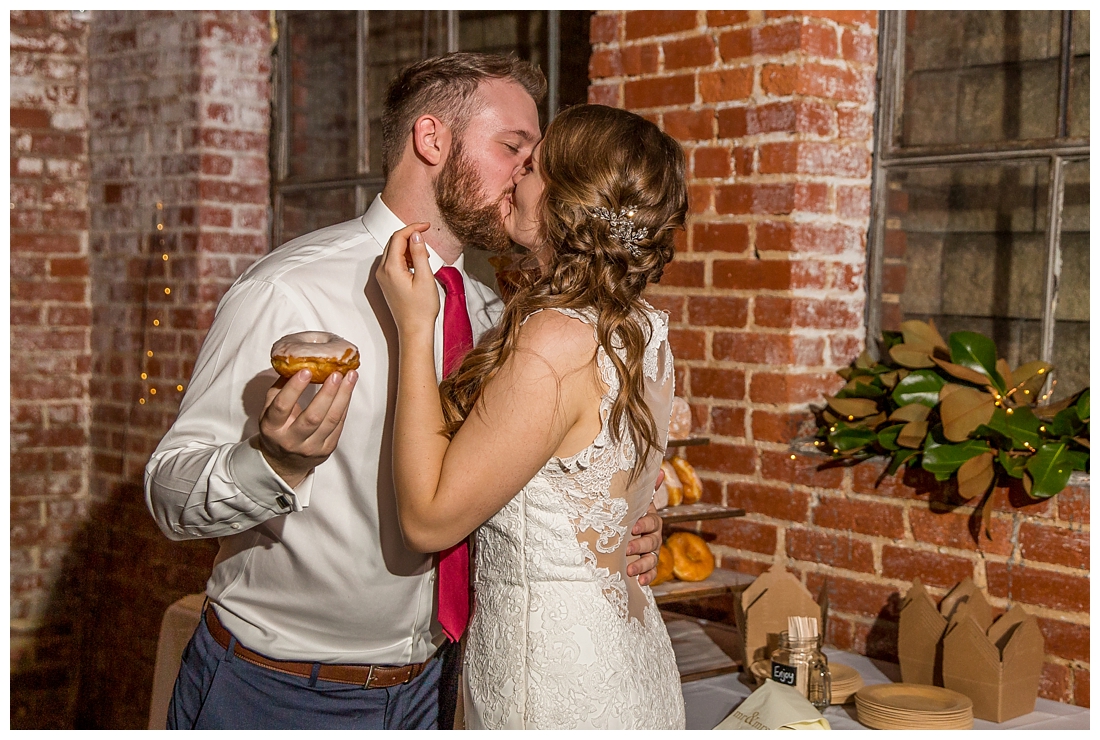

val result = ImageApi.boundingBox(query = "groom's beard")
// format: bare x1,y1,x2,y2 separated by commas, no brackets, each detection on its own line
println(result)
433,138,514,255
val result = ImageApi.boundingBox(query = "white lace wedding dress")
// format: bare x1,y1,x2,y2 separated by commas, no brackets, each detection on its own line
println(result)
462,305,686,729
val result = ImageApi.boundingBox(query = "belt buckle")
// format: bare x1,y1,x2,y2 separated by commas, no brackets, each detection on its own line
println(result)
363,664,377,689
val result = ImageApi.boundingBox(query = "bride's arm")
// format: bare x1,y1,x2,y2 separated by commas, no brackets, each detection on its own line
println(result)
378,225,594,553
396,311,594,552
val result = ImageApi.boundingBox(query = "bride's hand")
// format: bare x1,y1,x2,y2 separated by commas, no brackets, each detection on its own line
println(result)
378,223,438,335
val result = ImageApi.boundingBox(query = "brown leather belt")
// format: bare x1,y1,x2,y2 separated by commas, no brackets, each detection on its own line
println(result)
204,607,431,688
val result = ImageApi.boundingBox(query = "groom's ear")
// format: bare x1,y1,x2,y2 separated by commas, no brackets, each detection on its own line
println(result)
411,114,451,168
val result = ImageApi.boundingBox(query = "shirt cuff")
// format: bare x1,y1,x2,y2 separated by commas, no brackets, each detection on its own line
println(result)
226,439,314,513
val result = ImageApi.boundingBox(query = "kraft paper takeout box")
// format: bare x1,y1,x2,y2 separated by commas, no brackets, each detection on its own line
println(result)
942,604,1045,723
898,577,1044,724
898,577,993,685
734,566,828,667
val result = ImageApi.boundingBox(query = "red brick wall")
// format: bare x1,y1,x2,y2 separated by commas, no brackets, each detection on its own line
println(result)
10,9,93,728
590,9,1089,707
10,10,272,728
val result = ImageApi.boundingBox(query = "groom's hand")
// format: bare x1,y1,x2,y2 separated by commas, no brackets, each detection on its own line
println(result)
627,502,664,586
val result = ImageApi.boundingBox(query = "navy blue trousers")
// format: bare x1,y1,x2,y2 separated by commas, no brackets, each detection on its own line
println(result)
167,614,459,730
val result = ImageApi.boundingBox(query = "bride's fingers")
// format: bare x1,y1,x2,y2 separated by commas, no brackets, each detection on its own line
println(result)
407,230,434,288
383,223,430,277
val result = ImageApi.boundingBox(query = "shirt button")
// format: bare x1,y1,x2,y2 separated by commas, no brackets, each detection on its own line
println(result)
230,522,241,530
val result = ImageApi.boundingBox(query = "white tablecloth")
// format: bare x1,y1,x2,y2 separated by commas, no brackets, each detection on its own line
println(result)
683,648,1091,730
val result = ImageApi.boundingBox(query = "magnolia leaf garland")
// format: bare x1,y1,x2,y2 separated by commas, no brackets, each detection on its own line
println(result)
814,320,1089,506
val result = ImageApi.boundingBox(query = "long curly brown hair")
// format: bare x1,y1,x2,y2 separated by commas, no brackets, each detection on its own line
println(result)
440,104,688,470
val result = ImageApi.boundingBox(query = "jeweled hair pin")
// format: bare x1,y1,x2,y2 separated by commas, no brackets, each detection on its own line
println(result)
591,205,648,255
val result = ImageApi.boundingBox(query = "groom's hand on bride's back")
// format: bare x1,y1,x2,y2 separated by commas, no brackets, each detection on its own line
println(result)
627,502,664,586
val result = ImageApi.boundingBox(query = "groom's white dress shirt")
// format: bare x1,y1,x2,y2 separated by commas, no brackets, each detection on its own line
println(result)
145,195,502,664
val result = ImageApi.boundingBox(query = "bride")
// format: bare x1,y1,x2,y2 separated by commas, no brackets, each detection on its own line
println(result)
377,104,688,729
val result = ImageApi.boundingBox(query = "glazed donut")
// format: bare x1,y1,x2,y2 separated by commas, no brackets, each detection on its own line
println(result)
271,331,360,383
652,544,675,586
669,456,702,504
668,396,693,440
660,460,684,507
666,532,715,582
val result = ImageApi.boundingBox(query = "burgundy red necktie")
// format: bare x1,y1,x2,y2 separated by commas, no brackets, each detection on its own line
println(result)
434,265,473,642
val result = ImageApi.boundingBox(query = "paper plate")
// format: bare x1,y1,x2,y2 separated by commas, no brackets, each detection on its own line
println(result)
855,683,972,714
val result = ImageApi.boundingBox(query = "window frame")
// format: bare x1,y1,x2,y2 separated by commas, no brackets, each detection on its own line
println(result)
269,10,565,250
866,10,1089,366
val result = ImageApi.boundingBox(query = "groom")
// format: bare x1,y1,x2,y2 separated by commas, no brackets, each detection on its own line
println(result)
145,53,665,730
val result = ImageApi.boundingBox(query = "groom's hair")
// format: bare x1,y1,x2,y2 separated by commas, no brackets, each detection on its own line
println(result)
381,52,547,177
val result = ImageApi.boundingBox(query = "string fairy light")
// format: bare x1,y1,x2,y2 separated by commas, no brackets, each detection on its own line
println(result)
138,200,185,405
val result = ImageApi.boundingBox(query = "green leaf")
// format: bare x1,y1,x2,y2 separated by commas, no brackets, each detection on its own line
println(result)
921,437,991,477
998,450,1027,479
881,330,904,351
1024,442,1073,499
949,331,1006,394
839,376,887,400
1076,389,1089,421
829,423,877,452
974,406,1011,441
892,370,946,408
877,424,904,451
1066,450,1089,471
1051,406,1081,438
886,448,919,476
1004,406,1042,449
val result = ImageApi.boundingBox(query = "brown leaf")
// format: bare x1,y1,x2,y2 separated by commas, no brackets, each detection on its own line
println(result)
1074,436,1090,449
940,386,996,441
889,403,931,423
855,350,875,369
826,397,880,419
940,382,965,402
901,319,948,353
897,420,928,449
863,412,888,429
1035,394,1075,421
979,488,996,541
996,358,1012,387
1011,360,1053,403
932,356,992,387
889,343,936,369
957,451,994,500
879,371,899,389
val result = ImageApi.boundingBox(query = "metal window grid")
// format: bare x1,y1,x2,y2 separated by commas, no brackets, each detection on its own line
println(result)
270,10,562,251
866,10,1089,365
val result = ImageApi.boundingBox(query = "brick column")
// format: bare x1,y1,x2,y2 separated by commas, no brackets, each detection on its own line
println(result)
9,10,93,728
589,10,1088,707
77,11,272,727
10,10,272,728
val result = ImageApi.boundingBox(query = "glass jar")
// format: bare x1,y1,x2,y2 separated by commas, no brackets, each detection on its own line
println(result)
770,631,831,711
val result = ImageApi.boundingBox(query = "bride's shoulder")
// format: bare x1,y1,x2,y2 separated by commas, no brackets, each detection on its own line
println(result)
516,308,598,366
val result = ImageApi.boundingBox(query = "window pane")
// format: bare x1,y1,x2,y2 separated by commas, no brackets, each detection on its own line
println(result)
1052,159,1089,400
365,11,450,175
882,163,1050,371
286,11,359,181
460,11,548,121
901,11,1063,147
1069,10,1090,138
279,188,357,244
